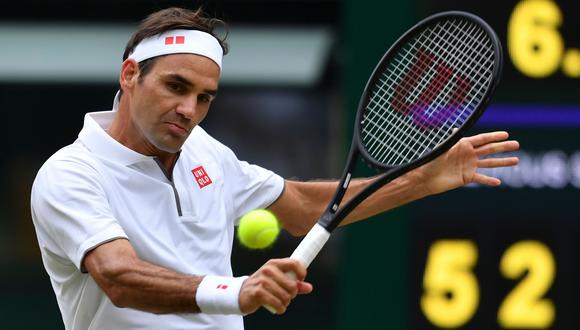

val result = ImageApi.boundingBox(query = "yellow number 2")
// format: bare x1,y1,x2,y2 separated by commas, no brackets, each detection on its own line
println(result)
421,240,479,328
498,240,556,328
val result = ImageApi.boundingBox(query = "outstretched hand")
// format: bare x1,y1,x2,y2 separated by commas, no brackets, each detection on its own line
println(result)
415,131,520,196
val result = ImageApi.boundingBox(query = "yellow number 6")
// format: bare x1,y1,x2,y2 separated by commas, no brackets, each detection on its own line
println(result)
508,0,564,78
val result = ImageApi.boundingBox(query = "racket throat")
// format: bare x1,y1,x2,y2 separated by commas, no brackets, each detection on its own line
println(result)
317,212,337,231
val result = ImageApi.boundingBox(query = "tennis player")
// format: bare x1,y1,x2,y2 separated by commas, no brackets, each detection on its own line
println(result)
30,6,519,330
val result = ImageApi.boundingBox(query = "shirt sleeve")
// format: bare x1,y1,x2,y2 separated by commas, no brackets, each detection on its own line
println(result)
31,152,127,271
217,145,285,224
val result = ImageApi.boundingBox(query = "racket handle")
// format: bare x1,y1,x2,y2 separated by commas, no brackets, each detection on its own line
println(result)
289,223,331,268
263,223,330,314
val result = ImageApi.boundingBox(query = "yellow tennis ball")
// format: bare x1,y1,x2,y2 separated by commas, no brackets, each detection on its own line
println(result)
237,209,280,249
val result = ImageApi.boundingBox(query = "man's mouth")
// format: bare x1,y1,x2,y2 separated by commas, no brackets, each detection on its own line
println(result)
165,122,189,135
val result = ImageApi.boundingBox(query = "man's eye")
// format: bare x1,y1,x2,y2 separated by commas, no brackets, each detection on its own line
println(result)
167,83,185,93
198,94,211,103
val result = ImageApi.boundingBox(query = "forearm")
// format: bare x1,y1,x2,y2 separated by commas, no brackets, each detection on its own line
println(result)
339,171,429,226
84,239,202,314
271,172,430,235
99,257,202,314
269,180,336,236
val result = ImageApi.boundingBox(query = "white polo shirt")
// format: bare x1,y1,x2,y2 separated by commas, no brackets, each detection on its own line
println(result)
30,110,284,330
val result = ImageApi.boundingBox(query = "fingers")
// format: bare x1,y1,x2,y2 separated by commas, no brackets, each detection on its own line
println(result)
464,131,510,147
238,258,311,315
477,156,519,168
471,139,519,186
472,172,501,186
297,281,313,295
274,259,308,281
475,140,520,157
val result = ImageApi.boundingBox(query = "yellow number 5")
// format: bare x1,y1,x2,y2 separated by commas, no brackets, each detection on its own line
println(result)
498,240,556,328
421,240,479,328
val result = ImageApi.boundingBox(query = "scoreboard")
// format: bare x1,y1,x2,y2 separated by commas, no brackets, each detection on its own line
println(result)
506,0,579,79
410,127,580,328
414,1,579,329
340,1,579,329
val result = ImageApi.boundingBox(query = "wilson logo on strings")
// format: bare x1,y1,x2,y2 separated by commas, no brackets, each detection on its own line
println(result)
390,48,473,129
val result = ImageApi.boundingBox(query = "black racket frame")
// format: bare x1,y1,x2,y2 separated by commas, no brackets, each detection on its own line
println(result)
319,11,503,232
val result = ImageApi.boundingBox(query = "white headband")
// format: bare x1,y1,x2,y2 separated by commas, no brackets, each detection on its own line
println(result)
128,29,223,70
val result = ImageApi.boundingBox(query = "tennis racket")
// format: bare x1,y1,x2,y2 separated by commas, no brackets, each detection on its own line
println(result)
266,11,502,313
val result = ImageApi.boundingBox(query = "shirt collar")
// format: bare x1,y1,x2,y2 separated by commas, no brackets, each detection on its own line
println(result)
112,90,121,111
78,110,153,166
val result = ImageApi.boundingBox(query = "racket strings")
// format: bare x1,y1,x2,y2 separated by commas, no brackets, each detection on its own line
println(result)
361,31,470,162
364,18,492,164
386,20,492,162
364,18,492,163
361,17,496,166
370,20,490,135
366,19,492,164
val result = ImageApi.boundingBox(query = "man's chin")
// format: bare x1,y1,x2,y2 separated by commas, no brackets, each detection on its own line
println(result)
153,139,185,154
158,145,183,154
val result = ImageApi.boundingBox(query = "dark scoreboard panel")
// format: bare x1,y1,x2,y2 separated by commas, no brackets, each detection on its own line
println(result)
409,0,579,329
410,131,580,330
421,0,579,100
339,1,578,329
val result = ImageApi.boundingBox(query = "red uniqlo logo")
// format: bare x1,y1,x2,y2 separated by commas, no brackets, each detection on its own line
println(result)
165,35,185,45
192,166,212,189
216,284,228,290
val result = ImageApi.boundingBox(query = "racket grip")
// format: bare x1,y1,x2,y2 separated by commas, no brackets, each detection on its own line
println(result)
289,223,331,268
263,223,330,314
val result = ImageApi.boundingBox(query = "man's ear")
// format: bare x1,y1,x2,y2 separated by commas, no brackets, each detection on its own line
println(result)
119,59,140,92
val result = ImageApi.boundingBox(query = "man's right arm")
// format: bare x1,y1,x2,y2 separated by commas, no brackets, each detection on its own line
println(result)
83,238,202,314
83,238,311,315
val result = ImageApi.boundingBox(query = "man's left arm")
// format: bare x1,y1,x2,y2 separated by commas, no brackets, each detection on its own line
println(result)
269,131,519,236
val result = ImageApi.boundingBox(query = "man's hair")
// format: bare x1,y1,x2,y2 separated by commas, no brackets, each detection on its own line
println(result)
121,7,228,83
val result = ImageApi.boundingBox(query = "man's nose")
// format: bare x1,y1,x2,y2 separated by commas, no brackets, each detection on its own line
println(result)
175,96,197,119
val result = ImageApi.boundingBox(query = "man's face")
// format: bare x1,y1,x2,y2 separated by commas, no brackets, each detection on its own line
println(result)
124,54,220,154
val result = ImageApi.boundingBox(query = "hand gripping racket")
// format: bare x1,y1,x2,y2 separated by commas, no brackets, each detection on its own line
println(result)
266,11,502,313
